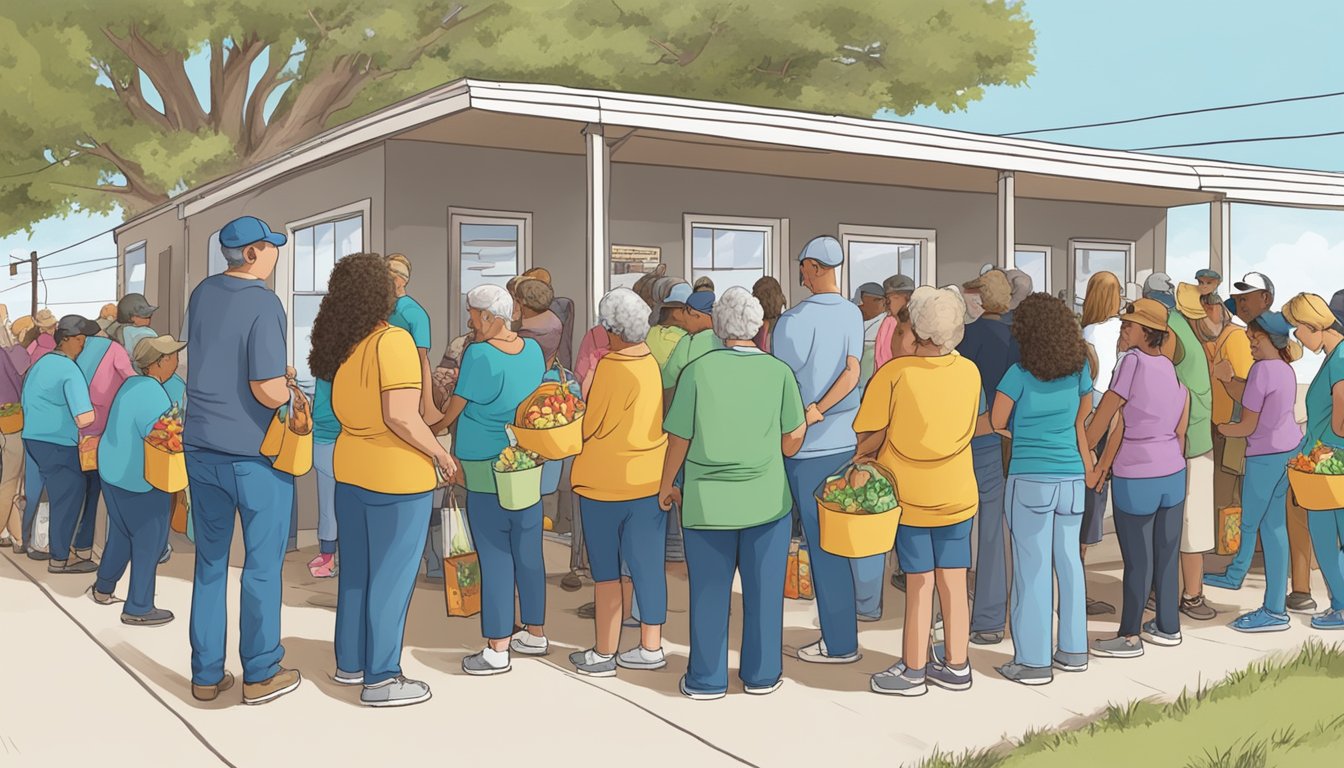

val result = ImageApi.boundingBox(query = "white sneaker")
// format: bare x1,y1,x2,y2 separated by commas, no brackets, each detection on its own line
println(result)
797,639,861,664
509,630,549,656
744,679,783,695
462,647,512,676
615,645,667,671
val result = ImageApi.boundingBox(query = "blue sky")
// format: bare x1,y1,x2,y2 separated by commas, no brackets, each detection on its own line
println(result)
3,0,1343,330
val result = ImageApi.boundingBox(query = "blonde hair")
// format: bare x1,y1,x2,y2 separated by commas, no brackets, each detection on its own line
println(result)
387,253,411,279
11,316,34,342
908,286,967,354
1283,293,1337,332
1081,271,1123,328
976,270,1013,315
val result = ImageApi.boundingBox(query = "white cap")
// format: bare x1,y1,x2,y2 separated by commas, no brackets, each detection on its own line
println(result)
1232,272,1274,296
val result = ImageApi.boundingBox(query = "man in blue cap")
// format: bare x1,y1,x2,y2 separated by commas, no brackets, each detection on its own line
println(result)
773,235,872,663
185,215,302,705
1195,268,1222,297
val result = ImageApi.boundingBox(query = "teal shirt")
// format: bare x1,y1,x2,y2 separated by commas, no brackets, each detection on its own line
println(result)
163,374,186,409
98,376,172,493
21,353,93,447
1304,343,1344,452
313,378,340,445
389,295,432,349
997,362,1093,476
454,338,545,462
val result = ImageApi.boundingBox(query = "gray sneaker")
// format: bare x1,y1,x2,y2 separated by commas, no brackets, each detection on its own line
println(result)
159,544,172,565
1142,620,1183,647
1052,651,1089,672
462,650,511,676
927,660,973,691
121,608,174,626
615,645,667,671
360,677,431,708
1091,635,1144,658
996,662,1052,686
49,559,97,574
870,662,928,696
570,649,617,677
970,631,1003,646
1287,592,1318,614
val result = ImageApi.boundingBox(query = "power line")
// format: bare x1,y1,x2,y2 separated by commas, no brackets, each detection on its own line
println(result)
1001,90,1344,137
1129,129,1344,151
0,151,82,182
41,264,115,283
10,225,119,263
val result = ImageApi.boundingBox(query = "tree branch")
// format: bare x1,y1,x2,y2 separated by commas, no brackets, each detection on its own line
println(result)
101,25,209,132
82,143,166,205
213,34,266,145
95,59,172,132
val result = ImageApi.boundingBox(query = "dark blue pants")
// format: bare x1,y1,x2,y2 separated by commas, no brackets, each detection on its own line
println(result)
682,514,791,694
785,453,862,657
187,450,294,686
95,484,171,616
970,435,1009,634
75,469,101,552
25,440,87,562
1113,472,1187,637
466,490,546,640
334,483,432,686
582,495,668,624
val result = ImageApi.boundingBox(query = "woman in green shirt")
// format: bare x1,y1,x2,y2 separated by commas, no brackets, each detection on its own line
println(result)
660,287,807,700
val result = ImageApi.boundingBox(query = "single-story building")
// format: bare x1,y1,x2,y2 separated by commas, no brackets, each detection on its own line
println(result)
113,78,1344,539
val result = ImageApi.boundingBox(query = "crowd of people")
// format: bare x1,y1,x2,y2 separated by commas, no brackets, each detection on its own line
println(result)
7,212,1344,709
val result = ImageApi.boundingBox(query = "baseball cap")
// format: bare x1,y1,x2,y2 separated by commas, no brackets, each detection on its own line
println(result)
662,282,693,307
133,335,187,370
117,292,157,321
1195,268,1222,281
219,216,287,249
1233,272,1274,296
53,314,101,344
798,236,844,268
852,282,884,303
1143,273,1174,294
883,275,915,294
1330,289,1344,329
686,291,715,315
979,263,997,276
1256,310,1294,338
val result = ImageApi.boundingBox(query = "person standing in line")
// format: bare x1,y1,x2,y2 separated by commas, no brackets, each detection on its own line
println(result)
693,277,715,293
308,376,340,578
660,291,720,403
511,277,565,366
957,269,1019,647
874,274,916,374
114,294,158,372
773,236,870,664
87,336,187,626
1088,299,1189,658
0,315,24,551
20,315,99,574
751,277,787,354
1166,285,1218,622
1143,273,1176,310
518,268,576,370
1195,269,1222,298
27,309,58,368
1079,271,1124,616
854,282,887,386
1204,314,1302,632
1002,269,1032,325
1282,293,1344,630
185,215,301,705
386,255,437,418
71,318,138,564
1195,291,1253,569
96,303,118,336
646,279,692,368
992,293,1099,685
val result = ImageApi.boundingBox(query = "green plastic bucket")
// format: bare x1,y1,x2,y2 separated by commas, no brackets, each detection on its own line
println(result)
494,464,543,511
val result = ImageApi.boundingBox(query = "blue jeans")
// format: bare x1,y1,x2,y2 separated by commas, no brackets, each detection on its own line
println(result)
682,514,791,694
314,442,337,548
187,450,295,686
334,483,432,685
25,440,87,562
1226,452,1292,614
22,451,43,544
1113,471,1186,637
584,496,668,624
95,484,171,616
466,491,546,639
852,555,886,620
970,435,1008,634
1308,508,1344,612
1005,475,1087,669
786,453,870,657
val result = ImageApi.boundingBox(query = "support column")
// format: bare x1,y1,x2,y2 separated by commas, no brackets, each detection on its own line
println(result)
1210,200,1231,281
584,124,610,326
997,171,1016,270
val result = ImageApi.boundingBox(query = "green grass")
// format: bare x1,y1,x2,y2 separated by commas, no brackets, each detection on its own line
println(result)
918,640,1344,768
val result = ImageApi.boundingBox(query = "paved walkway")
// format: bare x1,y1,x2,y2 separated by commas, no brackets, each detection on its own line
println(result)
0,527,1331,767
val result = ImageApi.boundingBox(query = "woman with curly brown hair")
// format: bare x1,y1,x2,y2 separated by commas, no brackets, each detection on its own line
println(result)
309,253,456,708
990,292,1101,685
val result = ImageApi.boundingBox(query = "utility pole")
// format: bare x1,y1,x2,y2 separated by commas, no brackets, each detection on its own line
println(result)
7,250,38,316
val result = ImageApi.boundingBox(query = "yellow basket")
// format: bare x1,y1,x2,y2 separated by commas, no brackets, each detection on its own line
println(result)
512,379,585,461
145,441,188,493
0,405,22,435
815,463,902,558
1288,468,1344,512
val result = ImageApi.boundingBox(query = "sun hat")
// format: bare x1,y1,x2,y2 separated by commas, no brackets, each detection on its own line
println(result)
133,335,187,370
1174,283,1207,321
34,309,57,329
1121,298,1183,363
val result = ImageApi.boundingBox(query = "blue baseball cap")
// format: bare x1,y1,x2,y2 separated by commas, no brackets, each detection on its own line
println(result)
219,216,287,249
798,236,844,268
663,282,693,306
1195,268,1221,281
686,291,715,315
1255,310,1294,338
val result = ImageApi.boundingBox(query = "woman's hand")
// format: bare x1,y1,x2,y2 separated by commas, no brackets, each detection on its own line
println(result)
658,483,682,512
805,403,824,426
1087,466,1109,492
432,446,458,485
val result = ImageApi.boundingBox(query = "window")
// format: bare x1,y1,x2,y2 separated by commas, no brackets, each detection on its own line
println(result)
838,226,936,295
451,209,531,338
684,215,785,296
1014,245,1052,294
610,245,662,291
1070,240,1133,310
284,207,366,393
124,242,146,296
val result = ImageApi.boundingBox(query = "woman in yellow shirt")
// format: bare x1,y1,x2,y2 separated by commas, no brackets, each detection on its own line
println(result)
308,253,456,708
853,286,987,697
569,288,670,677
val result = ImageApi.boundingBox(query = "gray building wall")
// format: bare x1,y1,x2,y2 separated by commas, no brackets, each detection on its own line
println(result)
115,206,187,336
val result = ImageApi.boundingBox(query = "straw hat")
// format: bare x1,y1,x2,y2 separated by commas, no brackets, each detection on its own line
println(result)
1175,283,1207,321
34,309,57,329
1121,298,1183,364
520,267,552,286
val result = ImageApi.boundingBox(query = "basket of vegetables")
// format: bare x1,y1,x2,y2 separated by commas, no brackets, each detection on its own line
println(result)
815,462,901,558
493,446,544,511
144,405,188,493
0,402,22,435
1287,442,1344,511
511,364,585,460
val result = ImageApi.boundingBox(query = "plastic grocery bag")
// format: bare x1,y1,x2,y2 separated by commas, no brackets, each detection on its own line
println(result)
442,491,480,618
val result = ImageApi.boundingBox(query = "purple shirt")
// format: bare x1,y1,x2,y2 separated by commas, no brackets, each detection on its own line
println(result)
1242,358,1304,457
0,347,22,404
1109,350,1187,479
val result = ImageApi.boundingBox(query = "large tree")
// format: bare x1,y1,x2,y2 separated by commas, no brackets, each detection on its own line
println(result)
0,0,1034,235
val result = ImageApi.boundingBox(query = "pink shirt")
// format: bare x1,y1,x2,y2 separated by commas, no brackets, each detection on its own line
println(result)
27,333,54,368
874,315,898,370
82,342,136,438
575,324,610,398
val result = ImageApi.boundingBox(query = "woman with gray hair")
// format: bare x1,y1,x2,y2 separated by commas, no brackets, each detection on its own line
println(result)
568,289,670,676
434,283,548,676
661,286,807,699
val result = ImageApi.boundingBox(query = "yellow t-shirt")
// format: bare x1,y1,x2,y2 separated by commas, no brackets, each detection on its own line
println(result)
571,350,668,501
332,325,436,494
852,354,982,527
1204,326,1253,426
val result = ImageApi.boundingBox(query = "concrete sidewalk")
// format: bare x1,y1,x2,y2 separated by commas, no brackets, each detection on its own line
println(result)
0,529,1331,767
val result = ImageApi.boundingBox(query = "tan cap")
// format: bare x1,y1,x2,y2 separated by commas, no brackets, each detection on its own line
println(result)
34,309,57,329
133,335,186,370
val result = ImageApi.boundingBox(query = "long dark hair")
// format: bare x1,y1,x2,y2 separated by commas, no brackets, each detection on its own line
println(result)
1012,292,1087,381
308,253,397,381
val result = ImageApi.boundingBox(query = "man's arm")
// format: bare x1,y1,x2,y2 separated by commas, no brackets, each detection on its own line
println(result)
251,376,290,410
810,355,860,423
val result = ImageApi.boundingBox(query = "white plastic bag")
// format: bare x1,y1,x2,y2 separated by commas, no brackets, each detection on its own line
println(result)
443,490,473,558
32,501,49,553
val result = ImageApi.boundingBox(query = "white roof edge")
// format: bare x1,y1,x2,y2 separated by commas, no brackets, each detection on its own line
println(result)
116,78,1344,235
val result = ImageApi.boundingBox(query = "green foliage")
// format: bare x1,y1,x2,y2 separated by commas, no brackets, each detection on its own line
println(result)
0,0,1034,235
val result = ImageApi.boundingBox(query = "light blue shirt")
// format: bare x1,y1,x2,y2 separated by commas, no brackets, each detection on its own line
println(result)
21,353,93,447
454,338,545,462
163,374,186,409
997,362,1094,476
389,295,432,350
771,292,864,458
99,376,173,493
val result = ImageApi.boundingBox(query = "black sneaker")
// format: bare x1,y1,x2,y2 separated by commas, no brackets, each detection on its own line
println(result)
1286,592,1318,614
1086,598,1116,615
26,549,51,561
49,559,97,574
